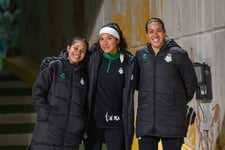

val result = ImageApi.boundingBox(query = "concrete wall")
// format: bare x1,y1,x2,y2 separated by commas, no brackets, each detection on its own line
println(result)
17,0,225,149
83,0,225,149
163,1,225,149
19,0,87,62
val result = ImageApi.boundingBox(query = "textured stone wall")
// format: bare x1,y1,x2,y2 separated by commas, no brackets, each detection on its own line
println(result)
84,0,225,149
17,0,225,149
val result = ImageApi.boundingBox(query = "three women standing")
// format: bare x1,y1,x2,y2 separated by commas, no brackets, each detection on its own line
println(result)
30,18,197,150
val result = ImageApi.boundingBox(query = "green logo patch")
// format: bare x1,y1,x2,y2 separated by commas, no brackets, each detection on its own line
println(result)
142,53,147,59
60,73,66,79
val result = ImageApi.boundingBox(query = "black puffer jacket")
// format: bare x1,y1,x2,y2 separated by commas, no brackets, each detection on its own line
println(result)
87,48,138,150
135,39,197,138
29,51,88,150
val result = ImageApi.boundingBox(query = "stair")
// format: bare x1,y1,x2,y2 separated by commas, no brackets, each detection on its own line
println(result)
0,71,89,150
2,56,39,87
0,56,101,150
0,70,36,150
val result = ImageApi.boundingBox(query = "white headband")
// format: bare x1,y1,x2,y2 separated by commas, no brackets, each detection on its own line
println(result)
99,27,120,40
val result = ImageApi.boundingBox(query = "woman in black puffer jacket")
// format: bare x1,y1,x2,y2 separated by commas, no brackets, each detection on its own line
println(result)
84,22,138,150
135,18,197,150
28,37,89,150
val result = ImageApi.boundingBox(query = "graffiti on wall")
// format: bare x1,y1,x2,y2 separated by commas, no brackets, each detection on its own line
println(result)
111,0,164,53
109,1,225,149
189,101,223,150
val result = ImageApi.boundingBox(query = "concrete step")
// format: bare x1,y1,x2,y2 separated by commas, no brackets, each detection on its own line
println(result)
0,96,32,105
0,134,32,146
0,80,32,96
0,70,88,150
0,70,35,150
0,70,19,81
0,113,36,124
0,104,35,114
2,56,39,86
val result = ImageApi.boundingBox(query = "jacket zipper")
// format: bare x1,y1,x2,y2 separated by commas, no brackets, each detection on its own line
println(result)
152,54,157,132
61,67,74,149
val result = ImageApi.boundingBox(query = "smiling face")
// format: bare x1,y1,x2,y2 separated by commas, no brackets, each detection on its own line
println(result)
99,33,119,54
67,40,87,64
146,21,166,54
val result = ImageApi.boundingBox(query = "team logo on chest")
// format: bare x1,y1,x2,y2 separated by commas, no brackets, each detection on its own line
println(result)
164,53,173,62
142,53,147,59
59,72,66,79
118,67,124,74
80,77,85,85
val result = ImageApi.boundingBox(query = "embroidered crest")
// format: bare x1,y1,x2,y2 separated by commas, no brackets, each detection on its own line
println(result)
80,77,85,85
142,53,147,59
164,53,172,62
118,67,124,74
59,73,66,79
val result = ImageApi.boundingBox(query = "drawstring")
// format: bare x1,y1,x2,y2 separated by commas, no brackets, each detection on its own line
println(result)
103,52,120,73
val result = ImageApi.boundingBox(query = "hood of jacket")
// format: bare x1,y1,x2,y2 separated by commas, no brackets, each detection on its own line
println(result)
40,49,88,71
